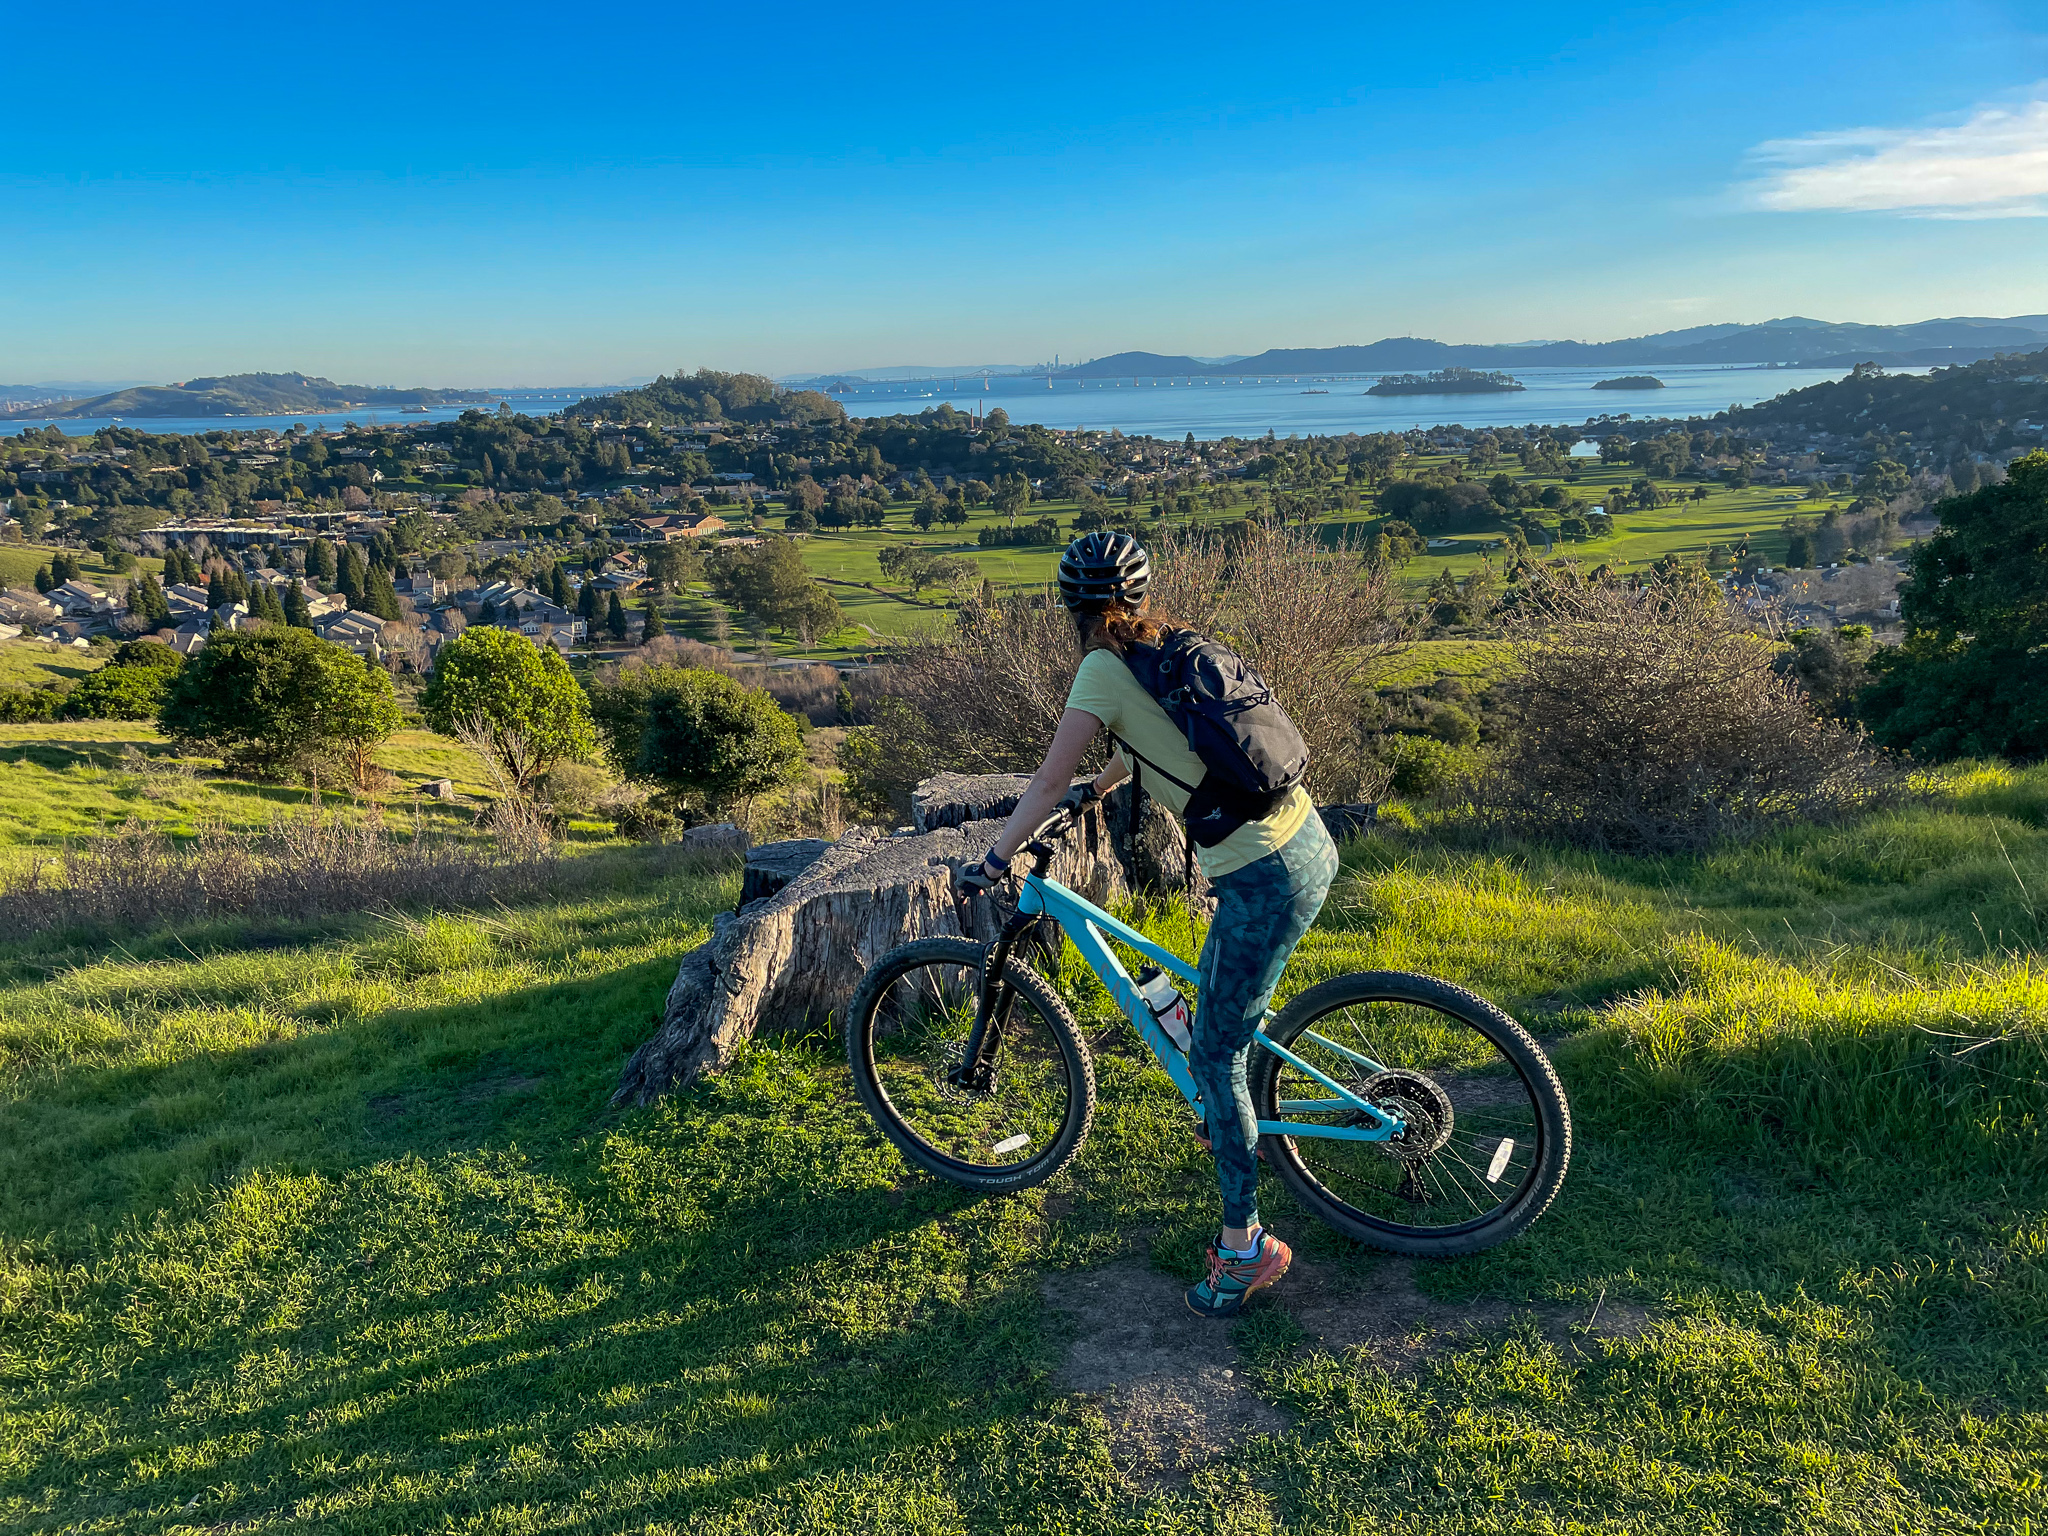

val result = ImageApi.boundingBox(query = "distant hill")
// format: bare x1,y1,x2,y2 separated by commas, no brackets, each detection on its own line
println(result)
1054,314,2048,378
1720,348,2048,441
52,373,489,418
1593,376,1666,390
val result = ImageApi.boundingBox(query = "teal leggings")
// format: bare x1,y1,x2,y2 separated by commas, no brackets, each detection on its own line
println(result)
1189,814,1339,1229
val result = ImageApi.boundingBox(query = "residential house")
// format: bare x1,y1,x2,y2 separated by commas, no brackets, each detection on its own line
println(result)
395,569,446,604
0,589,59,628
318,610,387,659
514,602,585,642
165,583,213,617
671,510,726,537
48,579,120,619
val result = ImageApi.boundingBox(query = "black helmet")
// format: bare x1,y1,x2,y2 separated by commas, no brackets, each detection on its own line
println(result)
1057,531,1150,612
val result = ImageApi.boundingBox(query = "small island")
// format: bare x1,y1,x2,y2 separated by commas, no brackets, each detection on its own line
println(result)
1367,368,1525,396
1592,375,1666,390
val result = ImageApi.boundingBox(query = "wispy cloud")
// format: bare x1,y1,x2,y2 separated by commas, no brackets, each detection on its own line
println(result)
1743,92,2048,218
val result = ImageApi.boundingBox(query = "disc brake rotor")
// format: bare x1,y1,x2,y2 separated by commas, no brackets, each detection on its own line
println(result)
1355,1069,1455,1161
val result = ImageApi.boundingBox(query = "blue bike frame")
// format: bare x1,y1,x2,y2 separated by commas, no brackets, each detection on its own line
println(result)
1015,869,1405,1144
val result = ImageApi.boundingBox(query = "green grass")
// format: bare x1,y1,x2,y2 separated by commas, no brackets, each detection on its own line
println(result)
0,641,109,690
740,465,1842,660
0,543,163,592
0,725,498,864
1,768,2044,1531
1362,638,1516,689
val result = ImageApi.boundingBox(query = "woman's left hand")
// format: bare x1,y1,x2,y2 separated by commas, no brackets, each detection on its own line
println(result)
955,860,1005,900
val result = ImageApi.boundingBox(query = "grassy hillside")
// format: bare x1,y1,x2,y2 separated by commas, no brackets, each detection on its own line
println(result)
0,725,499,864
1,769,2043,1532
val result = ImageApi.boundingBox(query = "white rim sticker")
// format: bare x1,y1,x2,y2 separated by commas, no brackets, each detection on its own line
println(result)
992,1134,1031,1156
1486,1138,1515,1183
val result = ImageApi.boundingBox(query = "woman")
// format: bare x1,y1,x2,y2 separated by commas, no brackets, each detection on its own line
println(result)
959,532,1339,1318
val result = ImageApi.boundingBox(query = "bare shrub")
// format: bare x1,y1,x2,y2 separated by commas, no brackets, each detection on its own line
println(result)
1478,573,1896,853
839,523,1407,817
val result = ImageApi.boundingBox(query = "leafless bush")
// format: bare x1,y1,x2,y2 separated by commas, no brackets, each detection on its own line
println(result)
0,810,560,936
843,522,1407,814
1476,572,1896,853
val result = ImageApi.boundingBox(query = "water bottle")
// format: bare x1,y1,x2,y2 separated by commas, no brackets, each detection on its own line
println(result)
1136,966,1193,1054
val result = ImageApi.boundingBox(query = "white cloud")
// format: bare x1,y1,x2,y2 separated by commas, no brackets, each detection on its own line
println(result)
1744,92,2048,218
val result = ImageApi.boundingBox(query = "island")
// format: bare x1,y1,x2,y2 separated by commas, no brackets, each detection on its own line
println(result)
1367,368,1525,396
53,372,490,419
1592,375,1667,390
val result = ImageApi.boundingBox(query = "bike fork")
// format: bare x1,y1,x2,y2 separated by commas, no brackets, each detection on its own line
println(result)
950,909,1034,1091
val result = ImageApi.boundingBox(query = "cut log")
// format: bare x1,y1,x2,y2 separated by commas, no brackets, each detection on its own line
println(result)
911,772,1031,831
1318,802,1380,842
1104,783,1214,912
612,778,1125,1104
737,837,831,908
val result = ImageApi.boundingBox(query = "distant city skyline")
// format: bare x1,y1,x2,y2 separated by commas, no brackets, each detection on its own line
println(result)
3,1,2043,387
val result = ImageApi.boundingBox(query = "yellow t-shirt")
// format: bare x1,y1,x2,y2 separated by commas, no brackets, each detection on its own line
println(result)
1065,647,1315,880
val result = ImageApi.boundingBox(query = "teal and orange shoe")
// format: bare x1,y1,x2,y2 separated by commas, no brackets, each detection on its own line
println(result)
1185,1228,1292,1318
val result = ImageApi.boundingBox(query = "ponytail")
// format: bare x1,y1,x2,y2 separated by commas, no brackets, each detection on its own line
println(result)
1077,598,1177,657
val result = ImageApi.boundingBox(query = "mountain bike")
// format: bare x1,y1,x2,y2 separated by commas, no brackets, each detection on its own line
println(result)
846,809,1571,1257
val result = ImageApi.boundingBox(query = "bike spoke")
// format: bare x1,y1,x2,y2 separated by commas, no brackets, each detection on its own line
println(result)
868,957,1076,1172
1269,996,1545,1233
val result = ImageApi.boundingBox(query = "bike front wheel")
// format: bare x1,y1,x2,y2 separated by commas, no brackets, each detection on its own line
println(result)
1251,971,1570,1257
846,936,1096,1194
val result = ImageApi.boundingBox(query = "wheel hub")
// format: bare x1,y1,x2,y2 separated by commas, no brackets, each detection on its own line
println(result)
1356,1069,1455,1161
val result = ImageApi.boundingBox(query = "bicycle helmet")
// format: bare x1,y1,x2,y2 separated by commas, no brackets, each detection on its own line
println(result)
1057,531,1150,613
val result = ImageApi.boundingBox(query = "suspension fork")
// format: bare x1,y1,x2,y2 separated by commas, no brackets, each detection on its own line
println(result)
952,907,1036,1090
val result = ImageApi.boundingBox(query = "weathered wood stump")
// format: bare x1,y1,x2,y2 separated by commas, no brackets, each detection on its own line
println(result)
611,775,1125,1103
1317,803,1380,843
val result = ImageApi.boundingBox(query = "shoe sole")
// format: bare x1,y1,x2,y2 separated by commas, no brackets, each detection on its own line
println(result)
1185,1247,1293,1319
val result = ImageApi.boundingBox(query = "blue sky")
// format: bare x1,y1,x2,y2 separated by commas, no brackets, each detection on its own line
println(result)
4,1,2045,385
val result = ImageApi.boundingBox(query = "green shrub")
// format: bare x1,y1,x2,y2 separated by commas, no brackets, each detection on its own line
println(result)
62,639,184,720
587,664,803,816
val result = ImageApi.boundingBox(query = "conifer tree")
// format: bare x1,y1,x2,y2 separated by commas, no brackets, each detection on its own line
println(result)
33,565,53,594
340,547,368,611
309,538,338,587
284,580,312,629
578,580,599,622
606,590,628,641
365,563,402,621
640,597,666,642
207,571,229,610
252,583,288,624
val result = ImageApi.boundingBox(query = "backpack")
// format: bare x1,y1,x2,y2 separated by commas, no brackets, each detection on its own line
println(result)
1111,631,1310,847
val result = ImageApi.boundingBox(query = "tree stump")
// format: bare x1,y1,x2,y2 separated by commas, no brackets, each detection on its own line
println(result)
611,776,1125,1103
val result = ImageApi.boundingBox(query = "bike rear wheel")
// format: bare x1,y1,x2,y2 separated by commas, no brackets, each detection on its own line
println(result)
846,936,1095,1194
1251,971,1570,1257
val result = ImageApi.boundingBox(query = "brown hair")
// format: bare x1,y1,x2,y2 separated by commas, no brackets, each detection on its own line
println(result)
1076,596,1178,657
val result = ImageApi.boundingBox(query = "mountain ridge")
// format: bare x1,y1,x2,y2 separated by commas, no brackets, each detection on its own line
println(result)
1051,315,2048,378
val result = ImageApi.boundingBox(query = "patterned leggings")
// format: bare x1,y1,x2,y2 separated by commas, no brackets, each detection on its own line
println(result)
1189,814,1340,1228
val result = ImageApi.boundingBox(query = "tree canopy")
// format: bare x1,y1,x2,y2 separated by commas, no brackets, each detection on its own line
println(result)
420,627,595,793
587,665,803,814
160,627,401,784
1860,449,2048,760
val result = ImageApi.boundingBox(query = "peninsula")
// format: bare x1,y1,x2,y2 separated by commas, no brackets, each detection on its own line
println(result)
52,373,489,419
